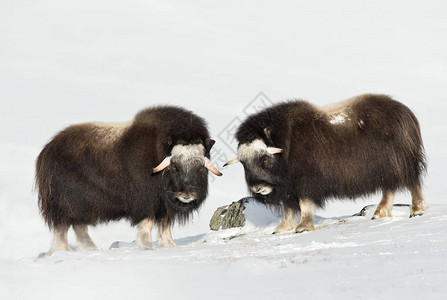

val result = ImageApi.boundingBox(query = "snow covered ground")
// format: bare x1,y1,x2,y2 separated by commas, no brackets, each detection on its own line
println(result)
1,201,447,299
1,0,447,299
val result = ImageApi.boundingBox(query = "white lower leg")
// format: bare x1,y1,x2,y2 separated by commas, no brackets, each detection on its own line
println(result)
50,225,70,253
157,223,176,248
410,185,426,217
136,218,154,249
296,198,316,232
274,206,298,234
73,225,97,250
372,190,396,219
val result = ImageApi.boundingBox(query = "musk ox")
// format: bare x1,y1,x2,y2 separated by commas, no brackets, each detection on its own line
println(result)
224,94,426,234
36,106,222,256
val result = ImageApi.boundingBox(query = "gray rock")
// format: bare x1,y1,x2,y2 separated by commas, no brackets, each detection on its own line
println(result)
209,198,249,231
109,241,121,249
352,204,411,217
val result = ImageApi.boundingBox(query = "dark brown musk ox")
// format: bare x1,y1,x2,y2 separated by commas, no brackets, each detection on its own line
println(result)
224,94,426,234
35,106,222,256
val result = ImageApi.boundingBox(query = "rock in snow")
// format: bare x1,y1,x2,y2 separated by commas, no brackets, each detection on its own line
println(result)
209,198,248,230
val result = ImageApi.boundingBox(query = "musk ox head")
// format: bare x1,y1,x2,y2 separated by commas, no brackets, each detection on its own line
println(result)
224,138,284,204
153,140,221,210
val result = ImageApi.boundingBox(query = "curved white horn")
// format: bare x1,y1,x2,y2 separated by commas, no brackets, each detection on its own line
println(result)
223,157,240,167
266,147,283,155
204,157,222,176
153,156,171,173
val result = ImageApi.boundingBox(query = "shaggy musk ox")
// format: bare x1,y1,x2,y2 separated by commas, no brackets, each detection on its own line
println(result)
224,94,426,234
36,106,222,256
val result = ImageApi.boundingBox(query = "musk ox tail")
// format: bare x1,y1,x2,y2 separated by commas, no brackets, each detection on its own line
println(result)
396,102,427,188
35,146,56,229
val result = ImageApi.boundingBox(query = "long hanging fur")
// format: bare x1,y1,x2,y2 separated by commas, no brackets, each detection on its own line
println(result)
236,94,426,211
36,106,214,229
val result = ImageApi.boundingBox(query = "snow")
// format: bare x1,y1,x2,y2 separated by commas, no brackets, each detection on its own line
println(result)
1,0,447,299
1,202,447,299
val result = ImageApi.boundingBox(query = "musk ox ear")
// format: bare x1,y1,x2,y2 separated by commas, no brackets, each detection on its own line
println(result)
204,157,223,176
264,127,273,140
163,137,173,148
204,138,216,152
153,156,171,173
223,157,240,167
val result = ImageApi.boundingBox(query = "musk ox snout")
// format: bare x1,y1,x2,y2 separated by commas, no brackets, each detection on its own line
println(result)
250,184,273,195
175,192,198,203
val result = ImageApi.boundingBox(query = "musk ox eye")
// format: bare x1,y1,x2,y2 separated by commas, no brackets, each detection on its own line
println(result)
261,155,271,167
171,164,178,172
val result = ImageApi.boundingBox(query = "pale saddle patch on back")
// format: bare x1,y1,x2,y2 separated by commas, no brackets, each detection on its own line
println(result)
91,122,131,146
321,98,358,126
329,112,350,125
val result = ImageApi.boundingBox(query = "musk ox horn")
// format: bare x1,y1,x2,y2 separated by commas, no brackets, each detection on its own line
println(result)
266,147,283,155
223,157,240,167
204,157,223,176
153,156,172,173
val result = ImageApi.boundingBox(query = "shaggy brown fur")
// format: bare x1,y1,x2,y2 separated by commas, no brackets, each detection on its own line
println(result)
232,94,426,233
36,106,218,254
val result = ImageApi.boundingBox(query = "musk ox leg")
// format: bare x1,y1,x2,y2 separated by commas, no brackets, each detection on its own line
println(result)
136,218,155,250
296,198,316,233
157,221,176,248
50,225,71,254
273,206,298,234
372,189,396,219
409,185,426,217
73,225,97,250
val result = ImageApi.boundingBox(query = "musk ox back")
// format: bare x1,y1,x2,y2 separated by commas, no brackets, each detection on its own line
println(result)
36,106,222,256
224,94,426,234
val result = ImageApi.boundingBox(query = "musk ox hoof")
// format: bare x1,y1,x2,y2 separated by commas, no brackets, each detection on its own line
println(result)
37,247,71,259
79,245,97,251
372,208,392,220
295,225,315,233
410,213,424,218
135,244,153,250
158,242,176,248
273,227,296,235
134,243,153,250
139,246,153,250
410,206,425,218
371,214,389,220
37,252,51,259
371,214,390,220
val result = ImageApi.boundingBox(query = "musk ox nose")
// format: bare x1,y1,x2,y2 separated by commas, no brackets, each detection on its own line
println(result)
175,192,198,203
250,184,273,195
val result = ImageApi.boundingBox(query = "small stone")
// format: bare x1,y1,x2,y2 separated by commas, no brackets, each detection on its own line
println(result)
109,241,121,249
209,198,249,231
